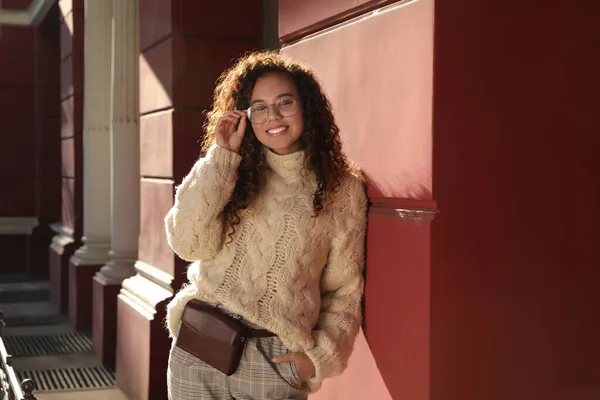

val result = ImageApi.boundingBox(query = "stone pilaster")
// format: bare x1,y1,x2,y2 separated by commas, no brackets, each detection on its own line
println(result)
93,0,140,368
68,0,112,330
30,5,61,281
50,0,85,314
114,1,262,398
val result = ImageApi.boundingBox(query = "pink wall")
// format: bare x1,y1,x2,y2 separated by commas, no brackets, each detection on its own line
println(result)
281,1,434,399
431,1,600,399
311,330,392,400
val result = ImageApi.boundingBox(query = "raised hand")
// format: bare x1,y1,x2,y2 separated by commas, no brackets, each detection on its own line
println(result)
214,110,247,154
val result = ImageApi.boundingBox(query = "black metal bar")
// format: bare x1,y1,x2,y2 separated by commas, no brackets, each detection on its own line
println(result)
0,311,37,400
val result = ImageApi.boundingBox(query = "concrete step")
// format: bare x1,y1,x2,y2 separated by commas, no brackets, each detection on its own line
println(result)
0,274,30,283
0,281,49,303
0,301,58,317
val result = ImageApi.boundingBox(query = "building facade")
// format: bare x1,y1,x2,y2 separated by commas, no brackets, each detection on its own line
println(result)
0,0,599,399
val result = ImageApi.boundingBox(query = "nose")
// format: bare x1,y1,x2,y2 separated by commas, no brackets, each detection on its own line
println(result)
267,104,282,121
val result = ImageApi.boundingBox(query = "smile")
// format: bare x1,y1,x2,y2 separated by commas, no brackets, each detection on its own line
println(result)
266,126,287,136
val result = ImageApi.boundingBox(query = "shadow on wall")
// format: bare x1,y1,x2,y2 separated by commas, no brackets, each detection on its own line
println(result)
364,172,433,203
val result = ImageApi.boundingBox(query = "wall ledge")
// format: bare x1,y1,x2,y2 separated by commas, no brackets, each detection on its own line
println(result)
0,217,39,235
0,0,54,26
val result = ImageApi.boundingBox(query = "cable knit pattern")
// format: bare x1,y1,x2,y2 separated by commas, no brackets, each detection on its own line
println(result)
164,144,367,392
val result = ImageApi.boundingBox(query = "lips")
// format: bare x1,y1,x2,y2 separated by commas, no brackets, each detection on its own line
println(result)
266,126,288,137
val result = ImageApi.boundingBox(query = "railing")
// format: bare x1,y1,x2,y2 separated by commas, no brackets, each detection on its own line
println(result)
0,312,36,400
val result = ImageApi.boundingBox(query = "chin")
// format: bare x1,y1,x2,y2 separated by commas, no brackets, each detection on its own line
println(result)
258,136,301,154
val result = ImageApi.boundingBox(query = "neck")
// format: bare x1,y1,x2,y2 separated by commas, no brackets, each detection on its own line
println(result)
264,147,306,182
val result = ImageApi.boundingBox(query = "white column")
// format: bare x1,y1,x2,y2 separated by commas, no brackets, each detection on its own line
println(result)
96,0,140,284
71,0,112,265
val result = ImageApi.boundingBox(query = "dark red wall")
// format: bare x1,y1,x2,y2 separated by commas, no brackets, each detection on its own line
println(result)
0,22,35,274
35,5,61,228
0,19,36,218
0,0,61,276
431,1,600,399
137,0,262,289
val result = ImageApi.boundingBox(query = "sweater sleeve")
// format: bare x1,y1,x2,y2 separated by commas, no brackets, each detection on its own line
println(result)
304,176,368,391
164,144,241,261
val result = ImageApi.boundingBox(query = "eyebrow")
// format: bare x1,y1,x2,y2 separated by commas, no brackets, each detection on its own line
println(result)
250,93,295,105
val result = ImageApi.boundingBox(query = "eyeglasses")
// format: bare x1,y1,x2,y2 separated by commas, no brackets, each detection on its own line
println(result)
246,97,299,124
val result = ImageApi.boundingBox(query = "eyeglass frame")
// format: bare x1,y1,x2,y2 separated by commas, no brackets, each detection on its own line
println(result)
245,96,300,124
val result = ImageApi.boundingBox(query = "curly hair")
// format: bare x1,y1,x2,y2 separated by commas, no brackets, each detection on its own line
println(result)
202,51,357,240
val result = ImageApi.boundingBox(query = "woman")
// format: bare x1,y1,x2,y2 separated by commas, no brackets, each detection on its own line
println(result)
165,51,367,400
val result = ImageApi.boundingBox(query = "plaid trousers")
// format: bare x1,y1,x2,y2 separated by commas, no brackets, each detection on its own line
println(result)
168,303,309,400
168,336,308,400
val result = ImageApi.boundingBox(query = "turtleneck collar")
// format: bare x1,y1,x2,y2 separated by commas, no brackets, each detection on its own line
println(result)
264,147,306,182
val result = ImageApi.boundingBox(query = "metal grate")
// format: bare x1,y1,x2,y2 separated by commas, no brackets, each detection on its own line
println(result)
17,366,116,392
3,315,69,327
3,332,92,357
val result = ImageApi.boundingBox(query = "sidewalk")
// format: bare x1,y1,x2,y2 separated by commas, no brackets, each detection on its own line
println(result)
0,277,128,399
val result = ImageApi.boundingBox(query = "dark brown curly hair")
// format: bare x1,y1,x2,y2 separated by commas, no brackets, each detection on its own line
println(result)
202,51,357,240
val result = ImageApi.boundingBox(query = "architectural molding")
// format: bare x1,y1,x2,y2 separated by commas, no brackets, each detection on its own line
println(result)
49,224,75,254
118,261,174,318
96,257,136,285
0,0,54,26
134,260,174,291
280,0,414,44
0,217,38,235
49,222,67,235
71,242,112,266
369,197,438,220
369,205,438,220
120,271,172,319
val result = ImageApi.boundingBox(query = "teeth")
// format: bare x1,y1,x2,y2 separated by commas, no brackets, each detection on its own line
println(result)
268,127,286,134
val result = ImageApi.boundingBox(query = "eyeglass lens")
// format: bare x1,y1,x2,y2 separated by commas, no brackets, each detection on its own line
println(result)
248,97,297,123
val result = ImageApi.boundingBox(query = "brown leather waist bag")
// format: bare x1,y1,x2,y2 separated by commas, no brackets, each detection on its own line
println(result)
175,299,276,376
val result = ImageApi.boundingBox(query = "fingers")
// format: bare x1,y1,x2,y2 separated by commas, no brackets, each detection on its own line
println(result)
235,111,247,136
218,111,245,123
217,114,238,125
215,116,237,134
216,111,247,137
219,111,244,121
222,111,241,118
217,112,239,125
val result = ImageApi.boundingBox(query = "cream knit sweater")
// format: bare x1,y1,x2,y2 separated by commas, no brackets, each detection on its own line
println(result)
164,144,367,392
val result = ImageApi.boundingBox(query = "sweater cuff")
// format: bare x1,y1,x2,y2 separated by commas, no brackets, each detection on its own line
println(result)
209,144,242,168
190,144,241,176
303,334,339,392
